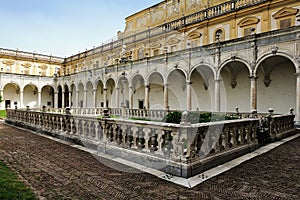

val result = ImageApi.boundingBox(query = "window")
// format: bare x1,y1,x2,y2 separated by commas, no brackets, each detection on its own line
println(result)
171,45,177,52
138,48,144,59
190,40,197,48
24,67,29,75
138,100,144,109
244,27,252,36
280,18,292,29
272,7,298,30
153,49,160,56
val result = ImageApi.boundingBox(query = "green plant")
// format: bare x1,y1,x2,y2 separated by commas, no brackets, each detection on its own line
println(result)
199,112,212,123
0,110,6,119
164,111,182,124
0,160,37,199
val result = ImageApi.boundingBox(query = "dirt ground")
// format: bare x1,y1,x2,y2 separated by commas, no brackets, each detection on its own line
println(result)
0,122,299,200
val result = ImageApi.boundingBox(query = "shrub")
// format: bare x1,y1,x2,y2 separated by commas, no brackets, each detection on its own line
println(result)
164,111,182,124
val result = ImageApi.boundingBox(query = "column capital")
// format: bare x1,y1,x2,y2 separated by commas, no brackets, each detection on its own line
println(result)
215,79,222,82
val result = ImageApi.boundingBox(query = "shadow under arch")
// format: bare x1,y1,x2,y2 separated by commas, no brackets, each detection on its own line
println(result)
189,64,215,111
255,54,296,114
218,60,251,112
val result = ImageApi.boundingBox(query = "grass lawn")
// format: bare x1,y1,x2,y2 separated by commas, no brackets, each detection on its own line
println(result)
0,110,6,119
0,160,37,200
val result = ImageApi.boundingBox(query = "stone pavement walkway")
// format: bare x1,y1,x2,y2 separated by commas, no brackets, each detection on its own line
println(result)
0,122,299,200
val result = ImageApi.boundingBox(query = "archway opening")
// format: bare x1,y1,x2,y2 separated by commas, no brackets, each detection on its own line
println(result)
256,56,296,114
190,65,215,111
148,72,164,110
41,85,54,108
167,69,186,110
219,61,250,112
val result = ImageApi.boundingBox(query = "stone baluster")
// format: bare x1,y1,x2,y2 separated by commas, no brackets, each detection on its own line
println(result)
137,127,145,150
126,126,134,148
143,128,151,152
116,124,123,145
149,128,158,152
131,126,139,149
163,130,173,158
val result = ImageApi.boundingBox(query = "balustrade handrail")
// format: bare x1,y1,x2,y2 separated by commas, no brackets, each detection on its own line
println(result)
5,108,295,177
65,0,268,62
0,48,64,63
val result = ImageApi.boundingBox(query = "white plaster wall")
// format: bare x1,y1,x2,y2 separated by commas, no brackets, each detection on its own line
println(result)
257,64,296,114
96,83,104,107
220,67,250,112
107,85,116,108
148,73,164,109
23,85,38,108
168,70,187,110
191,72,214,111
149,84,164,109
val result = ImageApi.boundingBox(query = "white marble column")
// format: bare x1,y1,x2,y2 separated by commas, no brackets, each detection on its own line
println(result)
164,84,169,110
215,79,221,112
145,85,150,109
20,90,24,108
115,88,120,108
69,92,72,107
61,92,65,108
93,89,97,108
84,90,87,108
250,76,257,111
103,88,107,108
296,73,300,124
54,92,58,108
129,86,133,109
76,90,79,107
38,91,42,108
186,81,192,111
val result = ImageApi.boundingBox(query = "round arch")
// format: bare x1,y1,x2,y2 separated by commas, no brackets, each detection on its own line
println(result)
167,68,187,110
106,78,116,108
23,84,39,108
218,60,251,112
190,64,216,111
147,71,165,110
130,74,145,109
3,83,21,108
218,58,252,79
41,85,54,108
255,54,296,114
254,52,298,75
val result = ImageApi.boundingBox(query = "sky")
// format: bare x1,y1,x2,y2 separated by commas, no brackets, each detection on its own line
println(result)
0,0,162,57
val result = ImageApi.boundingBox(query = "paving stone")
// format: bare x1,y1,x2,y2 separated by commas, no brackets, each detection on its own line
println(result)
0,122,299,200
